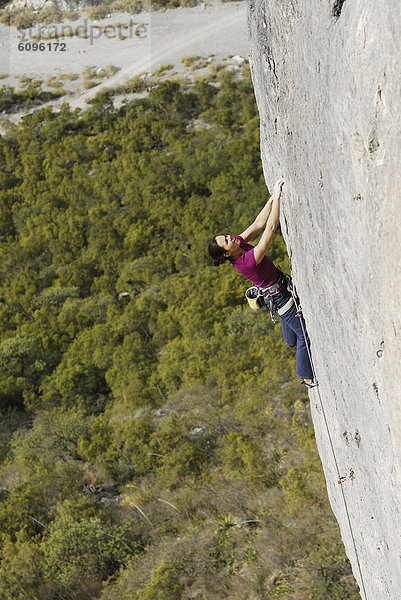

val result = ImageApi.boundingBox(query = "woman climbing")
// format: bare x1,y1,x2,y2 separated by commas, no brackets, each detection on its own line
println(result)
208,179,316,388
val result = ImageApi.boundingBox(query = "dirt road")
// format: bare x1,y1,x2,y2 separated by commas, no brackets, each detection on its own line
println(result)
1,1,248,115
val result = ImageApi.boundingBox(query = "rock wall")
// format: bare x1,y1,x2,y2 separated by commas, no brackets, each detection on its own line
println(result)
247,1,401,598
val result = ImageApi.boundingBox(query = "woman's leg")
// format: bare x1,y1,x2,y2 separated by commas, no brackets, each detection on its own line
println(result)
280,304,314,380
295,318,314,380
281,317,297,348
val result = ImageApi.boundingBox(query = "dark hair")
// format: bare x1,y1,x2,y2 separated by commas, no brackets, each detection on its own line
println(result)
208,236,228,267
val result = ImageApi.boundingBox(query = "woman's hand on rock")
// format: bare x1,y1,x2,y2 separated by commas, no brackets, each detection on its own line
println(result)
273,179,284,196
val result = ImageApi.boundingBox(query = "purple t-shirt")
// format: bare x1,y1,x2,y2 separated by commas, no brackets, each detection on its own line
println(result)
231,235,280,288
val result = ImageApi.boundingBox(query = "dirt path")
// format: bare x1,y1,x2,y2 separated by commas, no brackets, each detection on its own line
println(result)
69,6,247,110
1,1,248,119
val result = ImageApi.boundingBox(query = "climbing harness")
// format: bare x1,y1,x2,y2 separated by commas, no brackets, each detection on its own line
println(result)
245,274,294,321
287,273,369,600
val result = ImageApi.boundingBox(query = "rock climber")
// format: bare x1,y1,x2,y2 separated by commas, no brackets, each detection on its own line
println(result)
208,179,315,388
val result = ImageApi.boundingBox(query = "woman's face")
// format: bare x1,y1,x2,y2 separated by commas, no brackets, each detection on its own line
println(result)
215,234,240,257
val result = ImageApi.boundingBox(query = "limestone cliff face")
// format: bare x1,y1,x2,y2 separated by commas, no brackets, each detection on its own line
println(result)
247,1,401,598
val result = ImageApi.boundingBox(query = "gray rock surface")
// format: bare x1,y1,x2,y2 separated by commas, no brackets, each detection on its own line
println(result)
247,1,401,598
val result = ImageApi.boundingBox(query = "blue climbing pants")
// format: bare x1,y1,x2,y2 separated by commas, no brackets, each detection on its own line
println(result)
265,287,314,380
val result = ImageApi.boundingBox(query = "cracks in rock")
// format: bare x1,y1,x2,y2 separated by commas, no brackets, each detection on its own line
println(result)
262,47,278,82
372,382,381,404
267,56,278,81
343,430,351,446
258,13,279,84
282,212,289,238
342,430,362,448
353,121,380,160
376,340,384,358
368,127,380,155
260,32,278,83
367,87,386,157
331,0,347,20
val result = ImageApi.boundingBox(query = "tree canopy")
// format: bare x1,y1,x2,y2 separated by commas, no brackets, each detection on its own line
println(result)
0,69,359,599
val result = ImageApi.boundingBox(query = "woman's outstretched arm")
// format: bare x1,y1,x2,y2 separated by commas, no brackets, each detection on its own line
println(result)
253,179,283,264
239,179,284,242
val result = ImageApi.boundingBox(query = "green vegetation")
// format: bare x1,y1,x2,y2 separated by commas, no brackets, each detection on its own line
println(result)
0,1,213,28
45,72,79,89
154,63,174,76
0,82,65,113
109,72,151,96
82,65,120,90
182,55,210,70
86,0,199,17
0,71,359,598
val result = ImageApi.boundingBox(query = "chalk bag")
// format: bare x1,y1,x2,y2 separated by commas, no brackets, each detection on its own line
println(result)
245,286,265,311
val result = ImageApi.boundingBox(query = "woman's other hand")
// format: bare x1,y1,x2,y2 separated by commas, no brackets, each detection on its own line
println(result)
273,179,284,197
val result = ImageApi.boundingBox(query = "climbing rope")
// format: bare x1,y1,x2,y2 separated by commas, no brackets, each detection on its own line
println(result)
289,280,369,600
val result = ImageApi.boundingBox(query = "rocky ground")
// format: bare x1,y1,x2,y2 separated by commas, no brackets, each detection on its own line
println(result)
0,0,248,125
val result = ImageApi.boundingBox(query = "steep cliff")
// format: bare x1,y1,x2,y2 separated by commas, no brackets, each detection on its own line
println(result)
247,1,401,598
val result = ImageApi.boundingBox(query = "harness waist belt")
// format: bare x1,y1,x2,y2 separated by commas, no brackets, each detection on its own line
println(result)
277,296,294,316
260,275,285,296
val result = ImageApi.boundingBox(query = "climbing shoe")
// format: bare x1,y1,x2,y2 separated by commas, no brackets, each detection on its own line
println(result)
301,379,318,389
